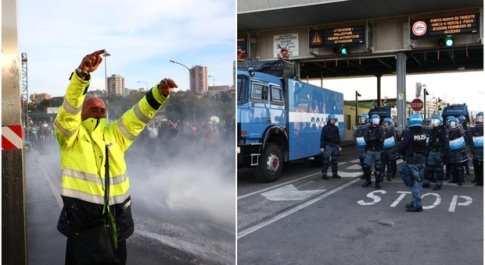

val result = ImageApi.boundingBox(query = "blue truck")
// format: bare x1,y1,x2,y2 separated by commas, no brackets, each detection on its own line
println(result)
237,60,344,181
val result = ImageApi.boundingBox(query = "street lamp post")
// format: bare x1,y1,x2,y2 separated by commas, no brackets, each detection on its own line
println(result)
169,59,195,122
424,88,429,120
103,52,111,95
208,74,215,86
137,81,148,91
355,90,362,126
102,52,111,121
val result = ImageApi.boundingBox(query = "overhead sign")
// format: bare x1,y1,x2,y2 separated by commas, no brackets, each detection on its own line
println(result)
273,33,299,58
237,37,248,60
310,25,365,47
411,13,479,39
411,98,424,111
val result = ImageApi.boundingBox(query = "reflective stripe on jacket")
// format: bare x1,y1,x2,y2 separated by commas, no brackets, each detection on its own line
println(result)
54,71,168,205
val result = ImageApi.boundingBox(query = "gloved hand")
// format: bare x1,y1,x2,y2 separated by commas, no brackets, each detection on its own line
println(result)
320,148,324,153
338,146,342,152
158,78,178,97
78,49,106,73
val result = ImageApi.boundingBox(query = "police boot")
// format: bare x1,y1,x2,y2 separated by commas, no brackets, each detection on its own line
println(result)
362,167,372,187
433,184,442,190
457,167,464,186
406,206,423,212
374,173,382,189
405,201,414,209
322,166,329,180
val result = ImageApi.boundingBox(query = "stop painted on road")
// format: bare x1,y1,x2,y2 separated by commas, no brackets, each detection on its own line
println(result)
357,190,473,212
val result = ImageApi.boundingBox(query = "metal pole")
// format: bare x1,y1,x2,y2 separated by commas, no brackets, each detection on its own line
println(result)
103,52,111,95
2,0,27,263
424,88,428,120
355,91,361,126
169,60,194,122
376,74,382,107
396,53,407,129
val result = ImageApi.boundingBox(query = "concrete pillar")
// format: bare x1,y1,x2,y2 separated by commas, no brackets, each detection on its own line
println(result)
396,53,407,129
376,74,382,107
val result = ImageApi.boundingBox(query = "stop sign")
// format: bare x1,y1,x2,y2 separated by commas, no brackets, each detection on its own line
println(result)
411,98,424,111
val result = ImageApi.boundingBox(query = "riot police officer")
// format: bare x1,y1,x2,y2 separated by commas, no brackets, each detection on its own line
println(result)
423,118,433,183
446,116,469,186
354,113,370,178
458,115,472,175
381,118,400,181
470,112,483,186
395,113,427,212
362,114,384,189
424,114,448,190
320,114,342,179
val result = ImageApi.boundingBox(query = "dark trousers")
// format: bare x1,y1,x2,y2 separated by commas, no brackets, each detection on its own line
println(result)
449,163,465,185
363,150,382,184
65,239,127,265
322,145,339,176
473,159,483,185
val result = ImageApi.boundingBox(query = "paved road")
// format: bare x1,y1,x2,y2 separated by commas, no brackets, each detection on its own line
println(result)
26,140,234,265
238,146,483,265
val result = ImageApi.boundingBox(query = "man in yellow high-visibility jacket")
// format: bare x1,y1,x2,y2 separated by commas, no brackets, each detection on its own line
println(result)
55,49,177,264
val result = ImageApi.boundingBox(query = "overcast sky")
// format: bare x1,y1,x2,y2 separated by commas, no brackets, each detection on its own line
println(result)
18,0,235,97
310,70,484,114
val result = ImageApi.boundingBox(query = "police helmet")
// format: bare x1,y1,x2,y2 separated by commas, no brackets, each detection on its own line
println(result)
430,114,443,127
327,114,337,123
370,114,380,125
458,115,467,123
382,117,394,127
424,118,432,127
359,113,369,124
476,112,483,124
447,115,459,128
408,113,423,127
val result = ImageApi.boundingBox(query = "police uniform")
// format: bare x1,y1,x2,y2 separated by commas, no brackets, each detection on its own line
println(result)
446,116,470,186
320,115,341,179
395,114,427,212
424,120,448,190
381,119,400,181
470,113,483,186
362,115,384,189
353,114,369,180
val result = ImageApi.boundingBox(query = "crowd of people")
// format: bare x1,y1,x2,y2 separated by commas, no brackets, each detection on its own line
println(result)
133,117,235,160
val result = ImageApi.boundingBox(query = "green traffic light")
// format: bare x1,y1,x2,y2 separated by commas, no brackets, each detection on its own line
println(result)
340,46,348,55
444,35,454,47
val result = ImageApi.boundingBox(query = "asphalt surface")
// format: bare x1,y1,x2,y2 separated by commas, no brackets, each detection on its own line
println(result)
238,146,483,265
26,140,234,265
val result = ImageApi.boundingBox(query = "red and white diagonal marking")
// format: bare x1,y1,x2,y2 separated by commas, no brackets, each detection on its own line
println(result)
2,125,23,150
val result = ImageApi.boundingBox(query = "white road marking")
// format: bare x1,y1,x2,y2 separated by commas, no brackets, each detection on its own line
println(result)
238,171,321,200
422,193,441,210
261,184,325,201
346,164,362,170
238,178,360,239
448,195,473,212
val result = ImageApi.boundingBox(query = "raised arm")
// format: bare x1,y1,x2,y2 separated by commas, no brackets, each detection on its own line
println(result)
54,49,106,147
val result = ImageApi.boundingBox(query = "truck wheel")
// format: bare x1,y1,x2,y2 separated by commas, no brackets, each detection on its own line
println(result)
255,143,283,182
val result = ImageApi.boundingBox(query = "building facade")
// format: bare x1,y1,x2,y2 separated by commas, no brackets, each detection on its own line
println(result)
107,74,125,96
190,65,208,94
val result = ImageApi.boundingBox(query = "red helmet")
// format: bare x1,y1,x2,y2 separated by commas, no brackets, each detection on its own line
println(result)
81,97,106,121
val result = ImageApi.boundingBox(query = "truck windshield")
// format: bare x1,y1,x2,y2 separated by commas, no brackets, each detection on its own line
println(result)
237,75,248,103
